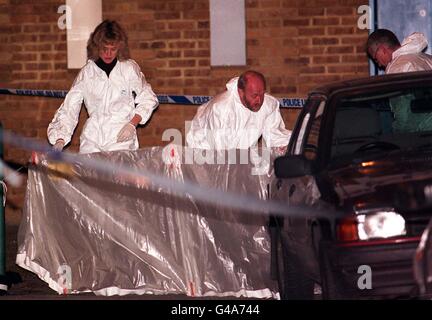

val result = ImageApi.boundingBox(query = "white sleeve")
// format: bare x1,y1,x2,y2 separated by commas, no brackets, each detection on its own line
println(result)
186,98,229,149
128,60,159,125
262,102,291,147
47,70,85,145
207,103,231,149
186,103,211,149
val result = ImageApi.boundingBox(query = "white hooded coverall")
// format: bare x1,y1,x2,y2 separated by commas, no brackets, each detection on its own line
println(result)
48,59,159,153
386,32,432,74
386,33,432,132
186,77,291,149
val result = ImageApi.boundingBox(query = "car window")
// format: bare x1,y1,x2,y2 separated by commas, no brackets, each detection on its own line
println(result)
330,86,432,166
294,113,310,155
302,101,325,160
293,99,325,157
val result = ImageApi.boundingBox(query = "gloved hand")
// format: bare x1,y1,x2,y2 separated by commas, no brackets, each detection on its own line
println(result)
53,139,65,151
275,145,287,156
117,122,136,143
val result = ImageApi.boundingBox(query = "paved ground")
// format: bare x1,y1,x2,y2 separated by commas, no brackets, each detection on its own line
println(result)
3,224,56,297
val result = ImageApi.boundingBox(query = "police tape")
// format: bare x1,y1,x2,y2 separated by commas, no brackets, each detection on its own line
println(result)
0,88,305,108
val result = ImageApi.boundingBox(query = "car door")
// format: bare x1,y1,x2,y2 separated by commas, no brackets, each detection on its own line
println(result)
271,95,326,279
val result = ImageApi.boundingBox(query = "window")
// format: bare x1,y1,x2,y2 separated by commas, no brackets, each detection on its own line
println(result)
330,86,432,166
303,101,324,160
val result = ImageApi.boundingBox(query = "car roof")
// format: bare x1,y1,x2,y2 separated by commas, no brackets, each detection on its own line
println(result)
309,70,432,97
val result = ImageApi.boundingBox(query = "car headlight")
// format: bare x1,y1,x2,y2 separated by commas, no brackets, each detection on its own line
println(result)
357,209,406,240
337,208,406,241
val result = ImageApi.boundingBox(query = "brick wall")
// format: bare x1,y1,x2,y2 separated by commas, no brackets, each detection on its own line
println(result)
0,0,369,224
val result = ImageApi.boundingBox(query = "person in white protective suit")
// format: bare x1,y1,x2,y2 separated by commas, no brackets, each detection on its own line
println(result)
367,29,432,74
48,20,159,153
367,29,432,133
186,70,291,150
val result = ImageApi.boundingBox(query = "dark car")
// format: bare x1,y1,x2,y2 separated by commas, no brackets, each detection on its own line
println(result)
270,71,432,299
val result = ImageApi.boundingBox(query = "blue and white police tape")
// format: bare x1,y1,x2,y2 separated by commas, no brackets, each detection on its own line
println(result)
0,88,305,108
0,88,67,99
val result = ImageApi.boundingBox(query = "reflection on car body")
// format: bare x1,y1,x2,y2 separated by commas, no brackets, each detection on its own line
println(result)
270,71,432,299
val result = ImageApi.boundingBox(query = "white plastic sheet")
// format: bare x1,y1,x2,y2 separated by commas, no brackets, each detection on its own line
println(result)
16,146,279,298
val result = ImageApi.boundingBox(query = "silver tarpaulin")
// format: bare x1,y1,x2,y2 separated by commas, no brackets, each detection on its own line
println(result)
16,146,280,298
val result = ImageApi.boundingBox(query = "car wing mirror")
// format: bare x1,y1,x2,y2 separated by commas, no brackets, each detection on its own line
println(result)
274,154,314,178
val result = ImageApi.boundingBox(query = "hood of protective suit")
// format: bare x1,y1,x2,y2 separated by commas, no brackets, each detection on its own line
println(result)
393,32,428,59
386,33,432,74
226,76,240,92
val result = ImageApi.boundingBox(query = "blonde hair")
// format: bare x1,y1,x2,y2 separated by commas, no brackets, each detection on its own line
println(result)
87,20,130,61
